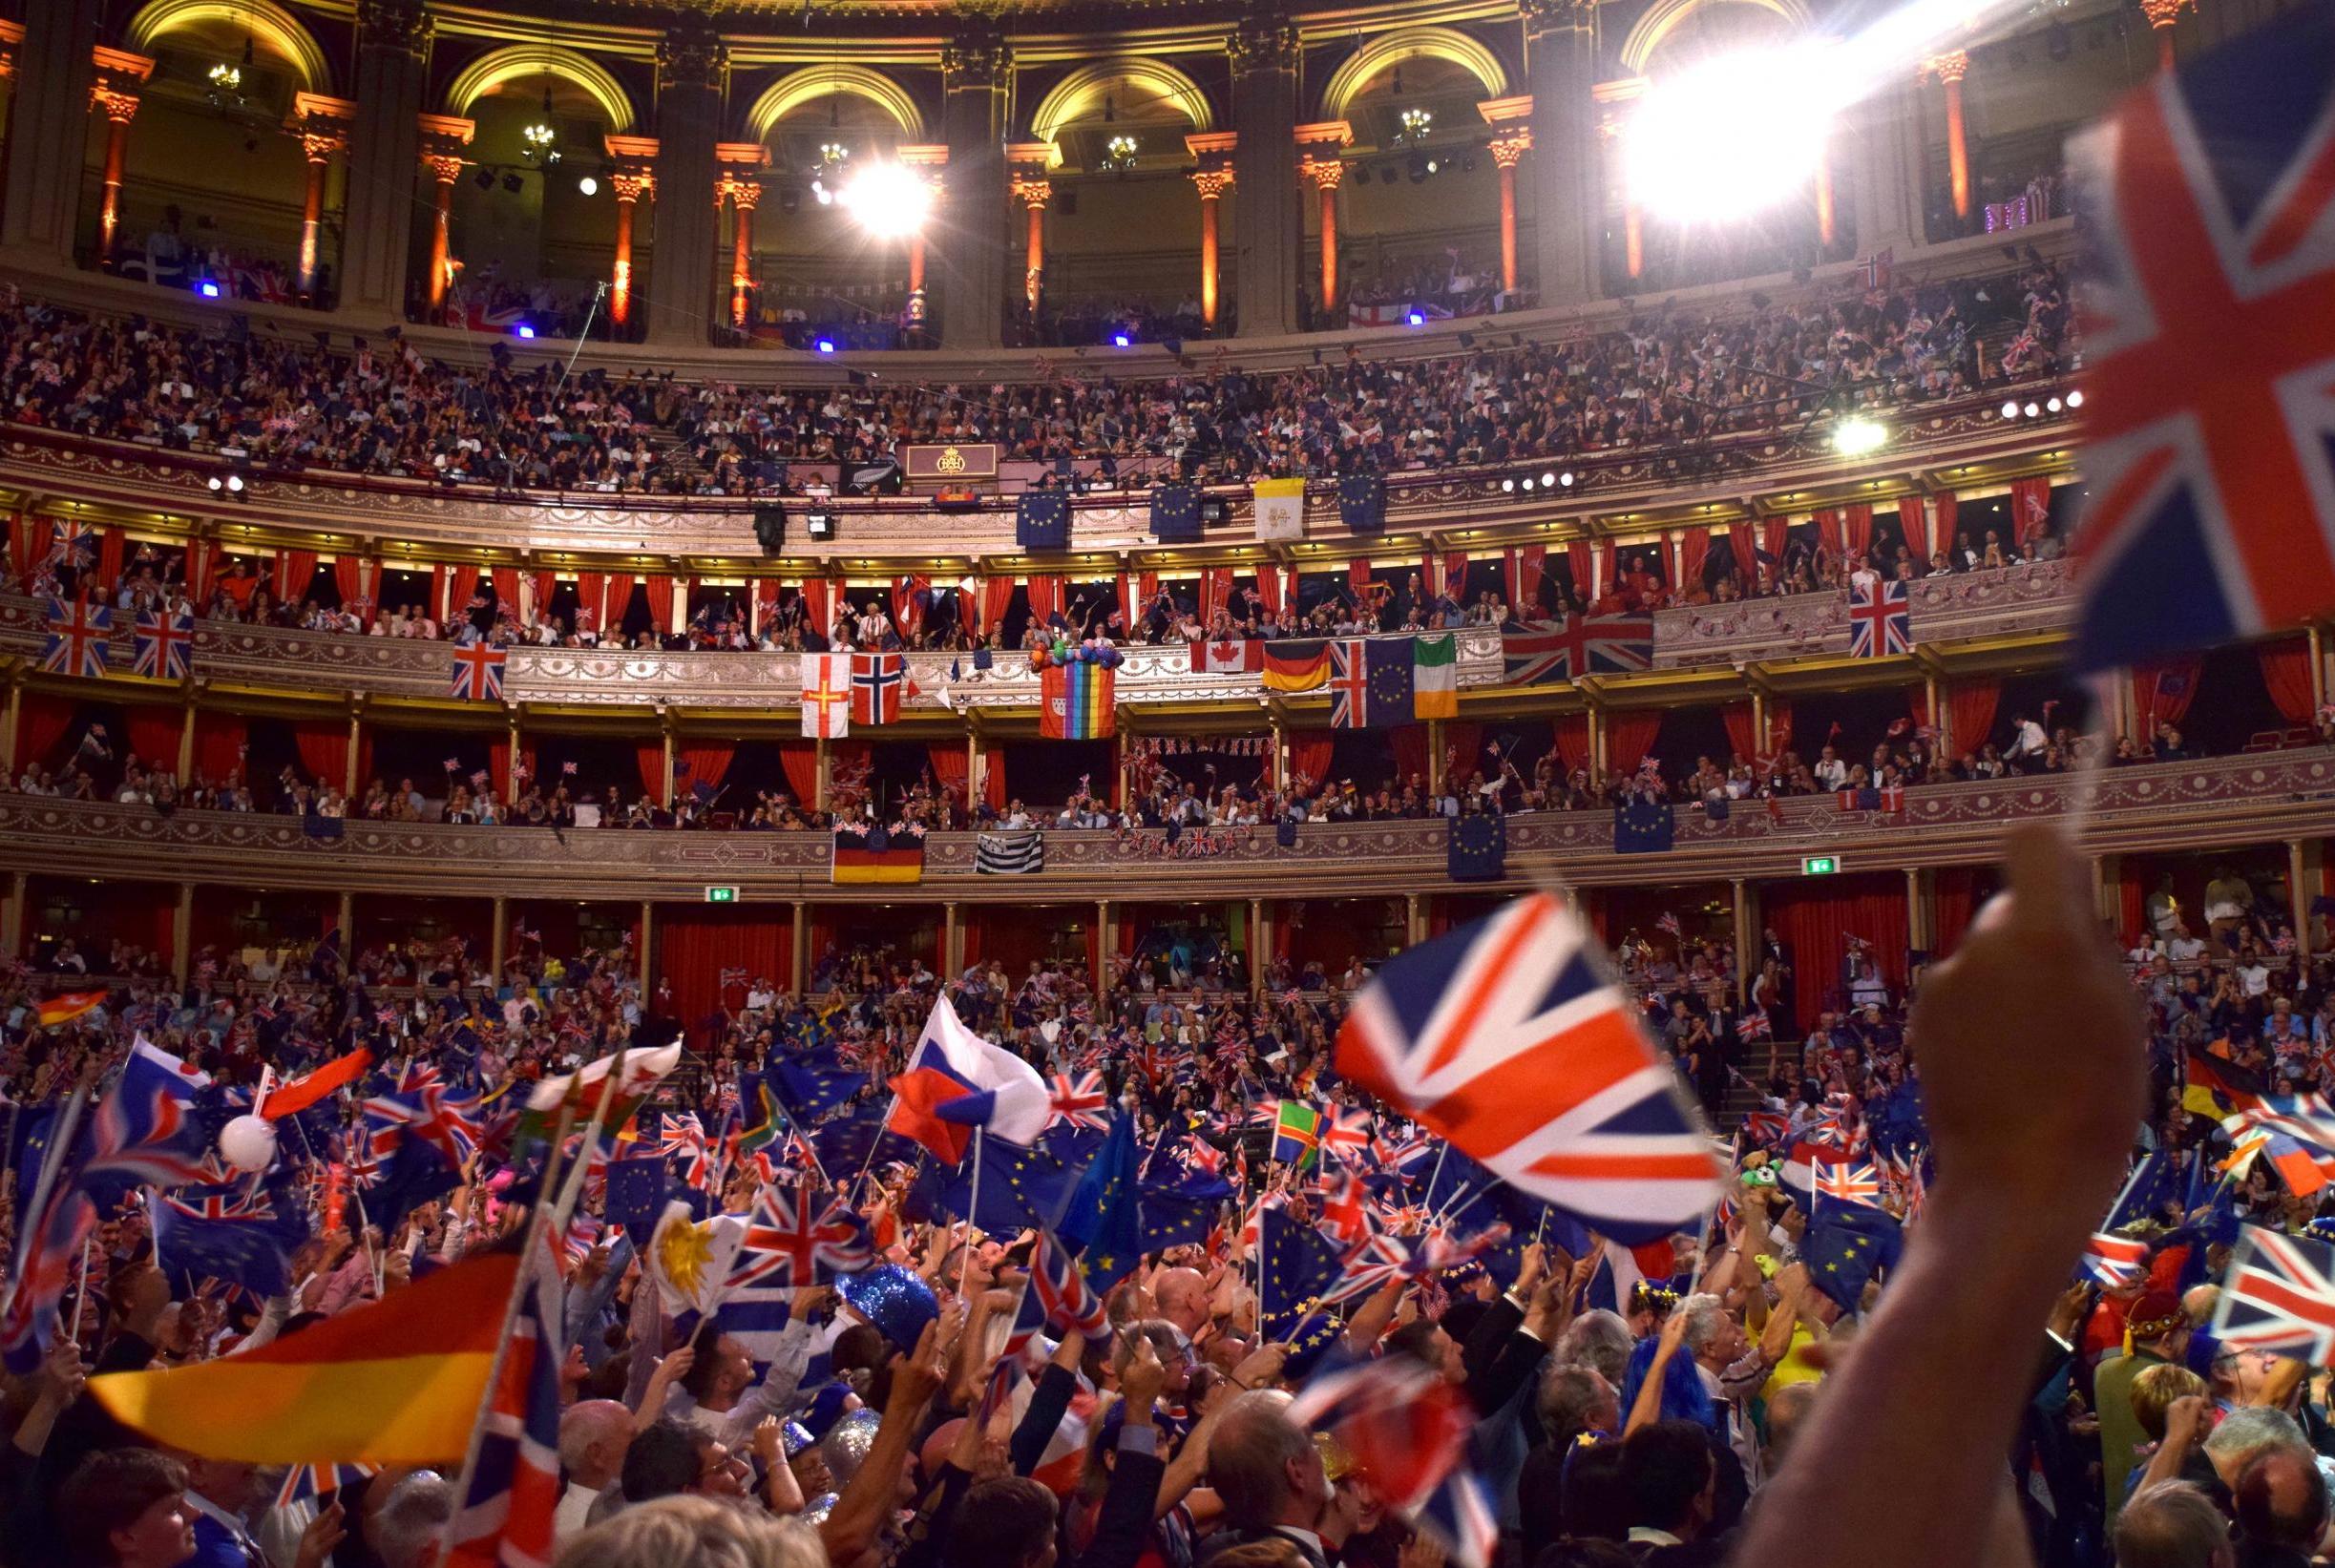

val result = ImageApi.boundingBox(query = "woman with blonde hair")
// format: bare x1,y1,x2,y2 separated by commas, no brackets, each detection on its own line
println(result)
555,1495,826,1568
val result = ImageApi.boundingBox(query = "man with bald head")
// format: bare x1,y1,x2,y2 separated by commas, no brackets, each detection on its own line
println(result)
1153,1266,1210,1348
558,1400,635,1542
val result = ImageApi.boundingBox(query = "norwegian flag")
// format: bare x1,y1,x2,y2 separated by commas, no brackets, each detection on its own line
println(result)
1847,579,1912,659
451,642,507,701
2211,1226,2335,1362
1500,612,1654,684
728,1183,873,1288
1286,1353,1476,1513
131,609,195,680
2069,6,2335,671
40,597,110,679
2080,1230,2152,1287
1046,1070,1110,1133
1336,892,1725,1238
443,1263,563,1568
1812,1160,1883,1210
1319,1106,1375,1164
850,652,911,725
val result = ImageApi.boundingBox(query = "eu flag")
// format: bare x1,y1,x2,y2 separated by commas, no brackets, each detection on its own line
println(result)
1447,814,1505,882
1363,637,1415,726
603,1155,670,1243
1018,490,1071,550
1150,483,1204,544
1259,1207,1344,1323
1614,800,1675,854
1804,1203,1904,1312
1060,1112,1143,1288
1337,474,1387,535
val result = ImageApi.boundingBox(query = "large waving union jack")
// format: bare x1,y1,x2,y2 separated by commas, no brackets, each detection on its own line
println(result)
1028,1230,1109,1336
1812,1160,1883,1210
1046,1070,1110,1132
1319,1105,1375,1164
2070,6,2335,670
1500,612,1654,685
442,1262,563,1568
1846,579,1911,659
728,1183,872,1288
131,609,195,680
41,597,110,679
1328,639,1370,729
1336,892,1724,1238
450,641,507,701
362,1081,483,1170
2211,1226,2335,1361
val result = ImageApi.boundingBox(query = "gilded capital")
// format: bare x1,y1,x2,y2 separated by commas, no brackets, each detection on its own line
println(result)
1487,129,1533,167
941,37,1009,88
1518,0,1597,37
657,24,728,94
1189,167,1235,200
355,0,433,57
1920,49,1970,84
1228,18,1300,74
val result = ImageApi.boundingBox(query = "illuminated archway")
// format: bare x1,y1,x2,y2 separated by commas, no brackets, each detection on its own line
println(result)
746,66,925,142
1319,29,1507,123
1618,0,1814,76
1027,59,1213,149
446,45,636,132
125,0,330,94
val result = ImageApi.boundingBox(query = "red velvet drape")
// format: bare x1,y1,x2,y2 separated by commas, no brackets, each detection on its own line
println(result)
1678,530,1711,591
1932,866,2001,959
983,749,1007,811
636,741,667,803
1391,726,1430,785
1765,700,1793,757
333,556,367,620
194,712,246,783
276,550,318,604
657,907,789,1034
2134,659,2202,740
96,529,125,596
1721,703,1757,764
490,568,520,621
777,742,819,806
2259,638,2317,724
1815,509,1844,557
1764,872,1912,1030
1554,714,1591,775
490,736,512,803
1594,541,1616,603
1898,497,1929,560
929,743,968,808
677,742,734,796
1948,679,2001,757
1289,733,1334,790
1204,568,1234,624
1843,504,1873,559
643,575,674,634
124,707,179,770
1566,543,1591,601
1606,711,1664,774
1444,721,1482,784
291,721,344,786
1933,491,1959,557
444,565,479,623
7,514,38,581
2009,477,2052,549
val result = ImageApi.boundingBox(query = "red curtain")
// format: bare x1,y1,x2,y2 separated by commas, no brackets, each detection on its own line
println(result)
7,515,37,581
1721,703,1756,764
1933,866,2001,959
291,721,344,786
1843,504,1873,559
1566,543,1590,601
1764,873,1912,1030
1289,732,1334,790
1759,519,1787,562
1764,700,1794,757
2259,637,2317,724
1554,714,1591,774
893,575,928,638
983,749,1007,811
1026,575,1063,625
2134,659,2202,739
2010,478,2052,549
777,742,819,806
97,529,125,595
276,550,318,603
1442,551,1470,600
643,575,674,634
1678,530,1710,590
1814,509,1844,557
1444,721,1482,784
334,556,367,620
571,573,606,633
491,568,521,621
1594,541,1616,602
677,742,734,797
1606,711,1663,774
1933,491,1959,557
490,736,512,803
1391,725,1430,784
194,712,246,782
188,540,222,605
802,579,835,641
1203,568,1234,624
124,706,179,770
1948,679,2001,757
1258,566,1285,617
1898,497,1930,560
657,907,789,1034
930,743,968,808
636,741,667,803
444,565,479,623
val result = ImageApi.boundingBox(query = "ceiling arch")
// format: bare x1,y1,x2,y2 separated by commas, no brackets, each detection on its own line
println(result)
1619,0,1815,75
1027,58,1214,149
125,0,331,94
1319,28,1508,123
445,45,636,132
746,66,926,143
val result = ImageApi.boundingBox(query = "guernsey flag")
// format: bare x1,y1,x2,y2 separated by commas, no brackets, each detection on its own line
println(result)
1041,660,1116,739
91,1250,519,1463
36,990,106,1028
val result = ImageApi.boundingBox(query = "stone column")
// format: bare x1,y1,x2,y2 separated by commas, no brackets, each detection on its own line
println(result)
644,19,726,346
939,35,1011,349
898,145,949,316
1479,98,1533,295
1592,79,1646,284
1922,51,1972,222
415,115,473,319
1295,123,1351,316
789,899,809,994
1008,145,1052,320
603,135,658,333
1230,17,1301,337
1815,145,1836,247
1850,78,1925,259
172,883,194,988
714,142,768,336
1186,133,1236,329
337,0,434,323
1522,0,1599,305
639,901,655,996
491,893,508,978
0,869,25,961
291,94,355,299
0,0,102,266
89,51,154,263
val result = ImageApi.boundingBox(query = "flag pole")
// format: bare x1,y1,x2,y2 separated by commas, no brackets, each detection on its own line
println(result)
959,1128,985,1297
0,1082,90,1327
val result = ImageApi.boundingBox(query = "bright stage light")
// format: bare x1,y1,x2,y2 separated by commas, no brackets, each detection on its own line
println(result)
2067,388,2085,408
1626,45,1843,223
2002,399,2023,419
1831,415,1887,456
836,161,932,239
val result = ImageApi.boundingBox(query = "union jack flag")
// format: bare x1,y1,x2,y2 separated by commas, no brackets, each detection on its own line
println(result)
1336,892,1724,1238
2080,1230,2152,1287
728,1183,872,1288
40,597,110,679
1500,612,1653,685
660,1113,714,1192
1328,639,1370,729
131,609,195,680
442,1262,563,1568
1741,1108,1790,1145
1738,1007,1775,1043
1847,579,1911,659
1029,1229,1107,1337
450,641,507,701
276,1461,378,1511
1286,1354,1475,1513
362,1080,483,1171
1655,912,1682,937
1319,1105,1375,1164
2070,6,2335,671
1046,1070,1110,1132
46,518,95,572
2211,1225,2335,1362
1315,1166,1375,1245
1812,1160,1883,1210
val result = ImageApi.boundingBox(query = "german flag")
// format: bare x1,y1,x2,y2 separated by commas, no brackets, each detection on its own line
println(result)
1263,638,1331,693
91,1250,517,1464
833,824,925,885
2183,1041,2263,1122
36,990,106,1028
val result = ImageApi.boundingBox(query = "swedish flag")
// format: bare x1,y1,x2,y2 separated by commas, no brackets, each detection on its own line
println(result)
1018,490,1071,550
1151,483,1204,544
1447,814,1505,882
1338,473,1387,535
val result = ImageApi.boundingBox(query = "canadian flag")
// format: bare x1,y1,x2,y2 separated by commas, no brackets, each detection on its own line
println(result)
1189,638,1265,674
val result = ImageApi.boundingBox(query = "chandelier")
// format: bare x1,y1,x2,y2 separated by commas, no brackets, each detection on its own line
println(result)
820,141,851,168
522,80,560,163
1104,133,1139,171
207,60,242,92
1399,106,1434,141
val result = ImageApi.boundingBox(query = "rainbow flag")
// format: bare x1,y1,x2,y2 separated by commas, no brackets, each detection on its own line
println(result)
36,990,106,1028
91,1251,518,1463
1041,660,1116,740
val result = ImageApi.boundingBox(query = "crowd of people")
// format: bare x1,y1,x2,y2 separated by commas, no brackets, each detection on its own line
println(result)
0,256,2072,498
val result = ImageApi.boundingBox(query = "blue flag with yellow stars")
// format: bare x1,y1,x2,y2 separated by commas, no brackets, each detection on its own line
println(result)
1060,1111,1144,1288
1259,1207,1344,1324
1804,1202,1903,1312
1364,637,1415,726
1614,799,1676,853
768,1047,861,1122
1337,473,1387,535
911,1138,1077,1235
1018,491,1071,550
1447,813,1505,882
1150,483,1203,544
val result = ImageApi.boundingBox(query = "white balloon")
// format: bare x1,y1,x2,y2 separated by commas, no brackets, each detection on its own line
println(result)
219,1114,278,1174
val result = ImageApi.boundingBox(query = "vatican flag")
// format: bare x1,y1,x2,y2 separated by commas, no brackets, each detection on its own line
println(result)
1252,476,1307,542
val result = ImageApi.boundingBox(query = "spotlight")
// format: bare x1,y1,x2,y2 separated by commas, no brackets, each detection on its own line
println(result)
1112,333,1131,347
1626,44,1841,222
1559,470,1575,487
813,180,833,206
196,280,221,300
806,509,837,541
1501,478,1516,492
206,474,223,492
835,161,932,239
1831,415,1887,456
814,337,837,355
2001,399,2022,419
1424,157,1440,175
578,175,600,196
2023,401,2041,418
226,473,244,493
1541,471,1558,488
2066,388,2085,408
2046,395,2063,413
1406,310,1426,326
1520,476,1536,491
514,324,536,340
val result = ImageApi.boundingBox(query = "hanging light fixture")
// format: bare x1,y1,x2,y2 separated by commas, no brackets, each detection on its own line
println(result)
523,77,560,162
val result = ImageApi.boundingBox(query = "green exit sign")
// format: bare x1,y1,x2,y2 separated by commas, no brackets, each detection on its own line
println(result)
1801,855,1841,876
705,886,739,904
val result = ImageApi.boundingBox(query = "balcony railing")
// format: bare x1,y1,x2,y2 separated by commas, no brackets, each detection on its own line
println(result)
4,747,2329,901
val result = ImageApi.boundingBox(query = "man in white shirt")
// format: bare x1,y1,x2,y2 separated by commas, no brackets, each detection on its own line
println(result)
2008,711,2049,762
555,1400,632,1544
